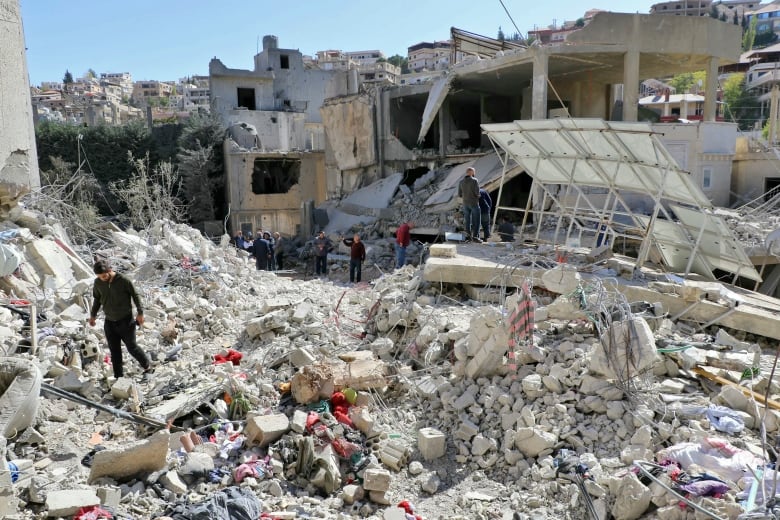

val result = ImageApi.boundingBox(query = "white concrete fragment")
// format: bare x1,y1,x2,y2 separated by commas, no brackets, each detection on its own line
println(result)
244,413,290,447
46,489,100,517
418,427,446,460
89,430,170,483
362,468,392,491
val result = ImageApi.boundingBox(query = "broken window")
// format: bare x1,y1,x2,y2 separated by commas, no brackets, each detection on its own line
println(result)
251,158,301,194
766,177,780,201
237,88,256,110
280,55,290,69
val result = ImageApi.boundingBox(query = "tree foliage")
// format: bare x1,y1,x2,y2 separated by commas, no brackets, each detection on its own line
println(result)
387,54,409,74
721,73,761,130
668,71,707,93
110,153,186,229
497,26,505,41
743,16,757,51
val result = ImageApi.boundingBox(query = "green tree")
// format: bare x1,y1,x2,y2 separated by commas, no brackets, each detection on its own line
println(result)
63,70,74,92
668,71,707,93
574,18,585,28
387,54,409,74
743,16,757,51
721,73,761,130
719,12,727,22
754,30,778,48
86,68,97,79
710,4,719,18
497,26,505,41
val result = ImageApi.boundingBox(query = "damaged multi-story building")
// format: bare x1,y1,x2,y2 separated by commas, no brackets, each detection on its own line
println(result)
210,12,780,295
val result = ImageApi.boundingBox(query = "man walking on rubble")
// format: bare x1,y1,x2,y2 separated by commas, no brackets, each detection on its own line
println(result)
395,221,413,268
341,233,367,283
458,166,482,243
88,260,152,380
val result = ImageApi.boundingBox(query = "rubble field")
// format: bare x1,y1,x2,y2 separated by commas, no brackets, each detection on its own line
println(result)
2,210,780,520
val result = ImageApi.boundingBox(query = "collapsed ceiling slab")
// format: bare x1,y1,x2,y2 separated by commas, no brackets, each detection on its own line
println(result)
482,118,760,282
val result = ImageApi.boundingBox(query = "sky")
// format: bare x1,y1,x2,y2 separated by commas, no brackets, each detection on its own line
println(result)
20,0,651,87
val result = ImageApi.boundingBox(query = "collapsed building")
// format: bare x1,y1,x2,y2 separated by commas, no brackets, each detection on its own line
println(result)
7,4,780,520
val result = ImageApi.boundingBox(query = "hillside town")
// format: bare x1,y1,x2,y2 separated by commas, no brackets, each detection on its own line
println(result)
8,0,780,519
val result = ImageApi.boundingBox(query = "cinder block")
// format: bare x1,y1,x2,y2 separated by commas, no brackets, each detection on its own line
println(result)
244,413,290,447
46,489,100,517
429,244,456,258
418,427,446,461
290,409,309,434
111,377,135,400
362,468,392,492
342,484,364,505
96,487,121,509
160,470,187,495
289,348,316,367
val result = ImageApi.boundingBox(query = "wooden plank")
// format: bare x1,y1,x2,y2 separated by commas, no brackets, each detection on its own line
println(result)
693,367,780,411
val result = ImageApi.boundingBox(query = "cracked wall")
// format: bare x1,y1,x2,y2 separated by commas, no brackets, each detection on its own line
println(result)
0,0,40,213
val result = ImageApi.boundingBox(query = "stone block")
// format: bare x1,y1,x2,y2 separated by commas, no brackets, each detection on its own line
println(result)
362,468,392,492
453,390,476,411
349,407,375,435
244,413,290,447
290,409,309,434
46,489,100,517
541,265,581,294
342,484,364,505
289,348,316,367
110,377,136,400
96,487,121,509
514,428,557,457
245,310,287,337
260,297,291,314
384,507,409,519
160,470,187,495
291,302,312,323
89,430,170,483
589,317,657,380
429,244,456,258
369,490,391,505
418,427,446,461
455,419,480,441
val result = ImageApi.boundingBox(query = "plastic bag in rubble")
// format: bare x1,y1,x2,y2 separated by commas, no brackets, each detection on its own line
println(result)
0,243,21,277
677,404,745,435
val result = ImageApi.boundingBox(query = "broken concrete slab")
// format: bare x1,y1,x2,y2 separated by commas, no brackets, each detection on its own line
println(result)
89,430,170,483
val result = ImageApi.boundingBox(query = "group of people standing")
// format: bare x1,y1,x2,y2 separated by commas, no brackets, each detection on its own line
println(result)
458,166,517,243
232,229,288,271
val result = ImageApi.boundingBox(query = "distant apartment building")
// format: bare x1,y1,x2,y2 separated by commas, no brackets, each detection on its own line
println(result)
651,0,757,19
345,50,383,66
100,72,133,97
313,49,399,85
407,41,453,72
132,80,173,105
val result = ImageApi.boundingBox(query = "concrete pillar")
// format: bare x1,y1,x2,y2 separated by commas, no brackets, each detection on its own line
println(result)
0,0,40,205
438,97,451,156
531,50,549,120
680,94,689,119
704,56,719,122
622,50,640,122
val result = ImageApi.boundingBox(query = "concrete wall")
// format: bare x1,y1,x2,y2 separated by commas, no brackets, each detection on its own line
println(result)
224,142,326,236
732,137,780,204
225,110,306,151
320,94,376,171
0,0,40,209
651,122,737,207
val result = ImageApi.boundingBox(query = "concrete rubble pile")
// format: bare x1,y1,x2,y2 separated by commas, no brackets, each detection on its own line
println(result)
1,209,780,519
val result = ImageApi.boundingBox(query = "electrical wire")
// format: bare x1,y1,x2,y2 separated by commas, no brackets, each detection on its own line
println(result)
497,0,524,41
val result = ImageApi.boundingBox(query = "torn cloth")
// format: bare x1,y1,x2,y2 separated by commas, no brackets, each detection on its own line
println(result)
162,486,262,520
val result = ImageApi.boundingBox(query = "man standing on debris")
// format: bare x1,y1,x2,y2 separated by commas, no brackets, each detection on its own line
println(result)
272,231,286,270
313,231,333,276
478,188,492,241
342,233,367,283
252,233,272,270
458,166,482,242
88,260,152,380
395,221,413,268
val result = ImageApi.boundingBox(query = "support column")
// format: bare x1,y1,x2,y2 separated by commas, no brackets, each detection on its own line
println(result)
438,98,450,157
622,49,640,122
703,56,719,122
532,49,549,120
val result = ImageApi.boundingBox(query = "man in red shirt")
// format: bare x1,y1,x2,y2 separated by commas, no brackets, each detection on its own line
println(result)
395,221,413,268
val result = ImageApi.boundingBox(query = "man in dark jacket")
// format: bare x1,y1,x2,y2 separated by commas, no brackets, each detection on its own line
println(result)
478,188,492,241
458,166,481,242
89,260,151,379
313,231,333,276
342,233,367,283
252,234,271,270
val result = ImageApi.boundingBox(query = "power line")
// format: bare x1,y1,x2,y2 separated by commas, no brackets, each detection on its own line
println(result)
498,0,525,41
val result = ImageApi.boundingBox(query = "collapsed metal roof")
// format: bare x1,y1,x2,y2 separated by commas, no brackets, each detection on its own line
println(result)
482,118,761,282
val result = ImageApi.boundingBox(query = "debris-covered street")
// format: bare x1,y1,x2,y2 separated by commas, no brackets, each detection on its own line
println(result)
1,205,780,520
